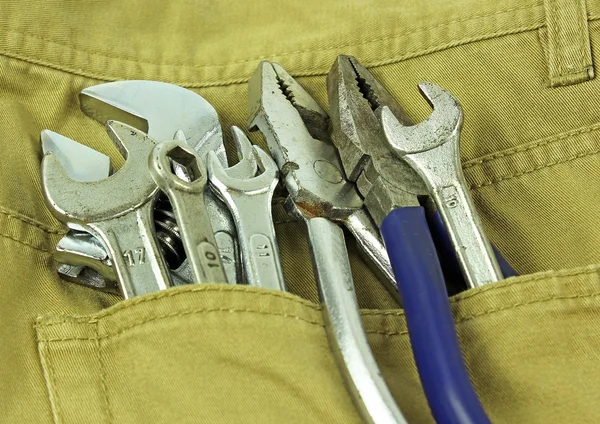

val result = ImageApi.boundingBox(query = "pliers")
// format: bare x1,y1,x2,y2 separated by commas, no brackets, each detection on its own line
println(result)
248,61,409,424
328,56,516,424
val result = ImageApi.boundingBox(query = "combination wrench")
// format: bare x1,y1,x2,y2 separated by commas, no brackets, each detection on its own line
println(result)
208,136,286,291
380,82,503,287
43,122,171,298
149,136,227,284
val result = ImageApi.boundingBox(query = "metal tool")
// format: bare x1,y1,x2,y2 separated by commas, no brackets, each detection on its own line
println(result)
380,82,502,287
328,56,499,423
247,60,401,303
248,61,407,424
208,134,285,291
149,137,227,284
47,80,242,287
43,121,171,298
329,56,505,289
327,56,427,227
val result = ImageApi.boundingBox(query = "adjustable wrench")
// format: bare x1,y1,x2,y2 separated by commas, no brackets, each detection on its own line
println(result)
46,80,242,287
380,82,502,287
149,137,227,284
43,121,171,298
248,61,407,424
208,138,285,291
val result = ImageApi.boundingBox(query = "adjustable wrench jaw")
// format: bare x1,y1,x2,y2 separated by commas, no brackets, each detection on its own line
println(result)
80,80,227,165
247,60,362,221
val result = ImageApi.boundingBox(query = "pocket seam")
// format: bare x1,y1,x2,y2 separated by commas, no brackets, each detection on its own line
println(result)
96,321,112,424
36,285,320,328
37,306,326,342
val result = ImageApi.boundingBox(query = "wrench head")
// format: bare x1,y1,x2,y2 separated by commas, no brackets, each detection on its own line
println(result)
149,139,208,195
42,121,160,223
208,144,279,198
80,80,227,165
380,82,463,156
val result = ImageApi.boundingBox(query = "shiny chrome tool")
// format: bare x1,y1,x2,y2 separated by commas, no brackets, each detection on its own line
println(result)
248,60,400,302
46,80,242,288
43,122,171,298
208,133,285,291
149,136,227,284
328,56,502,288
248,61,407,424
380,82,502,287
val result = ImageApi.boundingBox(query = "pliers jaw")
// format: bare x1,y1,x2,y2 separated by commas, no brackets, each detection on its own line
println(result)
327,55,426,225
247,60,363,221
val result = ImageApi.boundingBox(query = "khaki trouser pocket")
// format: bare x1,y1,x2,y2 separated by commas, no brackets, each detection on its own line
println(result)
36,266,600,423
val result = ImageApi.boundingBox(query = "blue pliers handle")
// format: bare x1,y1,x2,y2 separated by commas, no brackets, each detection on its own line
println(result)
381,207,515,424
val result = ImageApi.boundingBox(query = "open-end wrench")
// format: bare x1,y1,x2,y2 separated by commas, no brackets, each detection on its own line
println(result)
149,137,227,284
43,121,171,298
248,61,407,424
380,82,502,287
208,141,285,291
48,80,242,286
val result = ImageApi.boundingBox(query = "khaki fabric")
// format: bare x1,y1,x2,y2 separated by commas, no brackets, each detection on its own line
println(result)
2,0,600,422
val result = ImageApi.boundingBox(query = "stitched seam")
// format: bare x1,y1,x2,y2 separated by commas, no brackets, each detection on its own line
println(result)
458,290,600,322
35,285,320,327
0,24,545,88
454,266,600,301
0,5,537,69
0,206,65,234
360,265,600,314
38,340,62,424
38,290,600,342
38,307,325,341
463,123,600,168
95,322,112,424
469,145,600,189
0,231,53,253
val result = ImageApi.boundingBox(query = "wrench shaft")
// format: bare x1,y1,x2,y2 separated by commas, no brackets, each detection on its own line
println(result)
91,203,171,298
227,192,285,291
404,144,502,288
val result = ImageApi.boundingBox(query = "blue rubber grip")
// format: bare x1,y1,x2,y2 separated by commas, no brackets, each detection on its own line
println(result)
381,207,491,424
427,210,517,281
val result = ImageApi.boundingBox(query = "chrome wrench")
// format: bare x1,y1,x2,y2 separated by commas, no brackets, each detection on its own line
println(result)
380,82,502,287
149,137,227,284
43,121,171,298
48,80,242,286
208,141,285,291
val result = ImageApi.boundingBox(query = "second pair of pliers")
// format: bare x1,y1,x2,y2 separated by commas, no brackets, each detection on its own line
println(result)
328,56,517,423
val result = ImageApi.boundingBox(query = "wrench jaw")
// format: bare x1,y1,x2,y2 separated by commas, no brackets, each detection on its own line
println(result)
207,144,286,291
207,146,279,200
379,83,463,156
42,121,159,223
43,121,174,298
80,81,227,165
